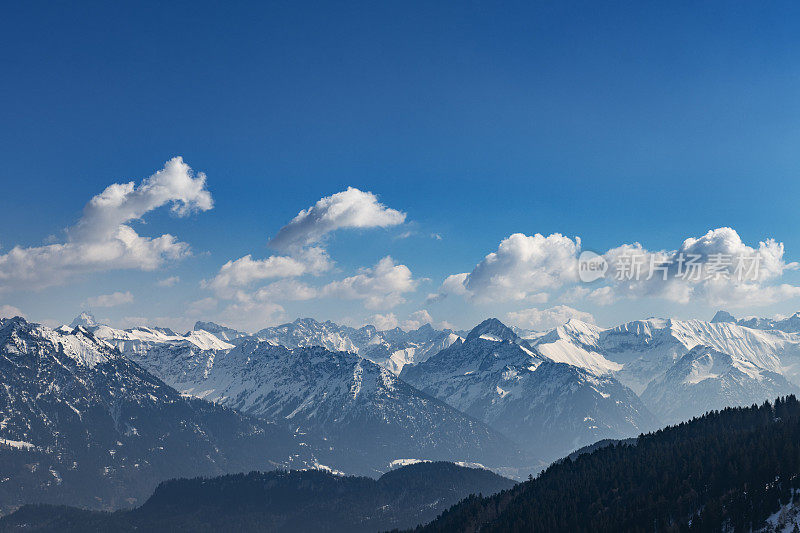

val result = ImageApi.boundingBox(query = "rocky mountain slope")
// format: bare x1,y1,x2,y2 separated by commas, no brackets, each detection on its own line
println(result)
0,317,306,514
122,337,528,476
641,345,800,424
239,318,462,374
529,316,800,424
401,319,657,461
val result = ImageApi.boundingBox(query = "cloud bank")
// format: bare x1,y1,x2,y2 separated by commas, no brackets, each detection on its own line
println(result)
0,157,212,291
436,227,800,310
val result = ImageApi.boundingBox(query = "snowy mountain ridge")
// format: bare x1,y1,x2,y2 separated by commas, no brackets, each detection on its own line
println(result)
400,319,658,461
531,316,800,393
0,317,310,513
121,336,528,476
196,317,463,374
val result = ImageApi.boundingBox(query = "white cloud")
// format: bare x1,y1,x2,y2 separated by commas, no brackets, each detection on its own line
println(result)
253,279,318,301
368,313,399,330
586,286,616,305
437,227,800,310
506,305,596,331
527,292,550,304
368,309,434,331
219,300,286,332
402,309,434,330
0,304,26,319
426,273,469,303
205,247,331,297
434,233,580,303
322,256,419,309
85,291,134,308
206,187,410,323
0,157,212,291
157,276,180,287
71,157,212,242
600,227,800,307
268,187,406,251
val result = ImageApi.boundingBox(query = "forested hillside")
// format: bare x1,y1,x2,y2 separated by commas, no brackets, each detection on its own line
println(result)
0,462,514,533
419,396,800,532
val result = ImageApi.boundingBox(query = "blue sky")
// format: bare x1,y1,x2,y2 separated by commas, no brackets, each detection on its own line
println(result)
1,1,800,332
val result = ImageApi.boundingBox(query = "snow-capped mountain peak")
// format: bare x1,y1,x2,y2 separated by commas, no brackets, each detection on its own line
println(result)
69,317,235,357
251,318,462,374
709,309,800,333
68,311,98,329
400,318,654,462
533,320,620,376
465,318,519,343
641,344,800,424
193,321,249,341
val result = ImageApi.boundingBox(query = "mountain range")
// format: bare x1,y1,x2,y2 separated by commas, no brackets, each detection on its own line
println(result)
120,337,527,476
0,317,308,514
4,308,800,520
400,319,657,461
527,315,800,423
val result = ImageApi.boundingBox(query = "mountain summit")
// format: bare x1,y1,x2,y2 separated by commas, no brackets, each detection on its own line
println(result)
68,311,97,328
465,318,519,343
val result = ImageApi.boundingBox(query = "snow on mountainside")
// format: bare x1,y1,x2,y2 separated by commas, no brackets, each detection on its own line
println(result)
0,317,307,514
89,324,234,355
603,318,799,392
641,345,800,424
47,311,800,477
534,317,800,394
235,318,462,374
400,319,657,462
192,321,249,342
68,311,98,329
712,309,800,334
124,338,528,476
528,315,800,429
532,319,622,375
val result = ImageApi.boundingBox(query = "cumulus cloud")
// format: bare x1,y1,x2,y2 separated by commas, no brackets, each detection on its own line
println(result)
506,305,596,331
368,309,434,331
0,157,212,291
402,309,434,330
218,300,286,332
439,227,799,310
85,291,134,308
432,233,580,303
600,227,800,307
206,188,414,321
253,279,318,301
0,304,26,319
368,313,399,330
204,247,331,297
157,276,180,287
268,187,406,251
322,256,419,309
71,157,212,242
